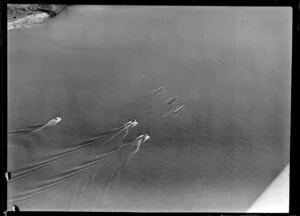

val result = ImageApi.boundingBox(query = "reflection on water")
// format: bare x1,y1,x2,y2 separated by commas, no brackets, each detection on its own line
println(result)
8,6,291,212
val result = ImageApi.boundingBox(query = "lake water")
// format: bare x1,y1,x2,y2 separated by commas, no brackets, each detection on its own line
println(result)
7,6,291,212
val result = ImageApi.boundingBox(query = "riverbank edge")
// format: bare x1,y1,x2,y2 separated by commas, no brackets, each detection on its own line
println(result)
7,4,67,31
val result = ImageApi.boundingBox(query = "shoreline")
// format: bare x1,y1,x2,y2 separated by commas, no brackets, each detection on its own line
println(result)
7,4,67,31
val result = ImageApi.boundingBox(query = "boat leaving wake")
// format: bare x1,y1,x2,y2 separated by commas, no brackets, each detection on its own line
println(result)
7,119,149,211
8,117,62,137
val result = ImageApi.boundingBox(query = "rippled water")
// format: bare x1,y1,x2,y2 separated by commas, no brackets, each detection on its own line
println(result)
7,6,291,212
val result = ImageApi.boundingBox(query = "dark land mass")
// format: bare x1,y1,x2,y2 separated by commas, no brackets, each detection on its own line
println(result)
7,4,67,22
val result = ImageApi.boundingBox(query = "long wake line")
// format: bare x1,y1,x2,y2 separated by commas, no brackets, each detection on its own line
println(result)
7,138,145,208
8,121,137,184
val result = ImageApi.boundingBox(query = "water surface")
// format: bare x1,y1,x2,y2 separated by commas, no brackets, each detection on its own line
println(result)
8,6,291,212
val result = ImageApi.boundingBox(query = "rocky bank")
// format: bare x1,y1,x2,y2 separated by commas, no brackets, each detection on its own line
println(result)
7,4,67,31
